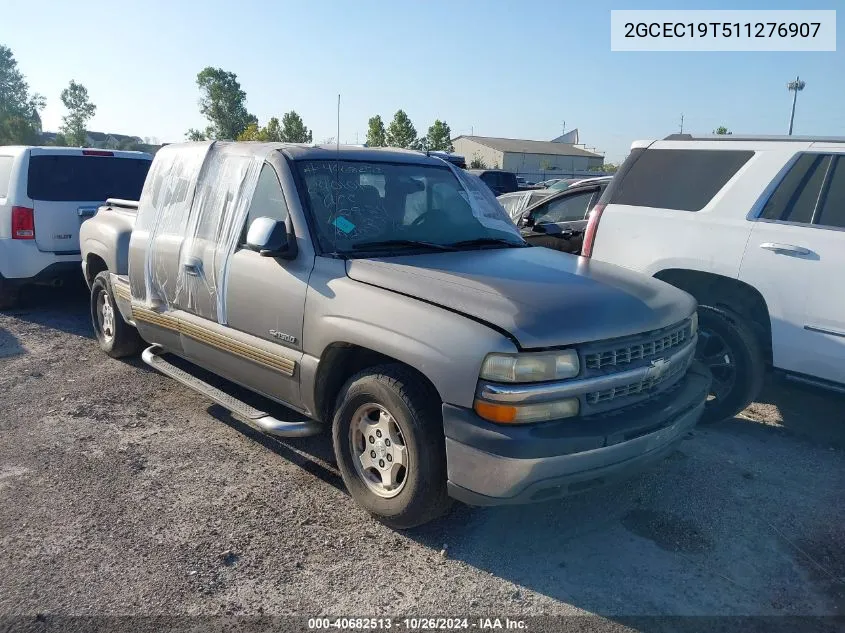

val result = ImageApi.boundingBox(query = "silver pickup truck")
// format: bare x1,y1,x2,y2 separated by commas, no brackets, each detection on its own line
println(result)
80,141,711,528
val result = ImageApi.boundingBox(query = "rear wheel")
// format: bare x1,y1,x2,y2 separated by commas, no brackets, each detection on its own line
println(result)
332,364,452,529
90,271,143,358
696,305,765,423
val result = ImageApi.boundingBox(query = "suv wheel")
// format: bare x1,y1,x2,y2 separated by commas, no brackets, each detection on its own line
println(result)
696,305,765,423
332,364,452,529
90,271,143,358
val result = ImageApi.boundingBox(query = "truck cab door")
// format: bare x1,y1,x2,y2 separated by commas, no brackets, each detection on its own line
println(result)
220,163,312,409
739,152,845,386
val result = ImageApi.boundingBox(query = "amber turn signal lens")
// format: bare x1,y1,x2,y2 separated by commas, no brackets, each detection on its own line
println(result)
473,400,518,423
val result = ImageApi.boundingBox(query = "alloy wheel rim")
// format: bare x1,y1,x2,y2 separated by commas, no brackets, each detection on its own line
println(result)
349,403,409,498
697,328,736,404
98,291,115,342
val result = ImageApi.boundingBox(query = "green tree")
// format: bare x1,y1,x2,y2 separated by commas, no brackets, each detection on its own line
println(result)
189,67,257,140
469,152,488,169
366,115,386,147
385,110,416,149
52,133,68,147
0,116,38,145
411,136,429,151
264,116,283,142
237,122,266,141
280,111,312,143
714,126,732,135
186,128,209,141
0,45,45,144
60,80,96,147
425,120,453,152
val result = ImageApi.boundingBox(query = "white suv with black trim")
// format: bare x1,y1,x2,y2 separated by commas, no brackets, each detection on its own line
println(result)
582,134,845,422
0,146,152,308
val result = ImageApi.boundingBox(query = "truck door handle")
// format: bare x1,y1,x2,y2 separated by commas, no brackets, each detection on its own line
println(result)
77,207,98,218
183,258,203,277
759,242,812,256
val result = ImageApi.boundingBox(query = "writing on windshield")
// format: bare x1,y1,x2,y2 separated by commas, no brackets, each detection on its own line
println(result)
296,160,522,254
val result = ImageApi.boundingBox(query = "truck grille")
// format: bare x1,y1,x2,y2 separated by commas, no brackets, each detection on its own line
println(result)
584,320,690,370
586,355,688,405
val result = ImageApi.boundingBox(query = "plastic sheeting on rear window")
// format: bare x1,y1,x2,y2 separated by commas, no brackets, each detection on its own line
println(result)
131,141,266,324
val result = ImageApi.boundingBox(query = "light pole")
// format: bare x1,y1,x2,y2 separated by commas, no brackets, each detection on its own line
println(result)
787,76,806,136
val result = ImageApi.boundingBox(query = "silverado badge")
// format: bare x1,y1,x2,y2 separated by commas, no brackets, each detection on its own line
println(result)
269,330,297,344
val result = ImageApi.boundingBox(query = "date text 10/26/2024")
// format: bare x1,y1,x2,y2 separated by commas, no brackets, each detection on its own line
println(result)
308,617,528,630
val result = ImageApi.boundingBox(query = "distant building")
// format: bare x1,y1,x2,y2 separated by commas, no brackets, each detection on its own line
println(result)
451,135,603,175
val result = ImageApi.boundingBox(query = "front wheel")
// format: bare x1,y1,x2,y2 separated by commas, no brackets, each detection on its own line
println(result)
696,305,765,423
90,271,143,358
332,364,452,529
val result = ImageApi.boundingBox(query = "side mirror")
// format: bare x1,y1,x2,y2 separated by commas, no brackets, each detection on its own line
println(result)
246,217,297,259
519,212,535,228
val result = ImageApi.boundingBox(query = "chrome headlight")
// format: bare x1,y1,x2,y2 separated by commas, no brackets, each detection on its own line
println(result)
480,350,580,383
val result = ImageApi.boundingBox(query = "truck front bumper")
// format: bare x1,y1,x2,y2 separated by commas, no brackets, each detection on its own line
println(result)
444,361,711,506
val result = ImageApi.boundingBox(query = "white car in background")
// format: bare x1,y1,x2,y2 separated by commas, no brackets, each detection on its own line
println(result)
0,146,152,308
582,134,845,422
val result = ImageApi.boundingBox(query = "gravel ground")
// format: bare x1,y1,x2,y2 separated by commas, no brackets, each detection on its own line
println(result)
1,284,844,624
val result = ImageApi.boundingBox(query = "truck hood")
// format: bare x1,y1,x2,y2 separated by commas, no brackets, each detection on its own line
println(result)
345,247,695,349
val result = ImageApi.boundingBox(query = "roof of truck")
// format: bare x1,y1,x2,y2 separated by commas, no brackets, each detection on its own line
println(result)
164,141,446,165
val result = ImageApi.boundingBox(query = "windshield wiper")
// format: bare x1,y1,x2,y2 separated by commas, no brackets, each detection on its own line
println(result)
447,237,528,249
351,239,457,252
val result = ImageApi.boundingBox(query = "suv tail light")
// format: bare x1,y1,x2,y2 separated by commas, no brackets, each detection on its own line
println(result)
11,206,35,240
581,203,605,258
82,150,114,157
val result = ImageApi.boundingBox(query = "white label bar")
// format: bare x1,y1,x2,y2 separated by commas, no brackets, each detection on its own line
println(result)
611,10,836,52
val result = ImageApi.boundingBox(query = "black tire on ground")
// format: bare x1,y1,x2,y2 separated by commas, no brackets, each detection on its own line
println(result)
0,281,20,310
332,364,452,529
696,305,765,424
90,271,143,358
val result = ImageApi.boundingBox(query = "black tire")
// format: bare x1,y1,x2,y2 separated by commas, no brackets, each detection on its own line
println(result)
0,281,19,310
696,305,765,423
332,364,452,529
90,271,143,358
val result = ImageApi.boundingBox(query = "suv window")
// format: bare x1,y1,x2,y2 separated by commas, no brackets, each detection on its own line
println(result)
611,149,753,212
816,156,845,229
242,164,288,242
760,154,831,224
0,156,12,198
27,155,151,201
533,191,594,224
0,156,14,198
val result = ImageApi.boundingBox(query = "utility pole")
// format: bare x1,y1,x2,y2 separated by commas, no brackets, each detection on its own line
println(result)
679,113,684,134
787,76,806,136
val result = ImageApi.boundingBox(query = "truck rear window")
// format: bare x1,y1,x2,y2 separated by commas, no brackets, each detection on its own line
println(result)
609,149,753,212
27,155,151,202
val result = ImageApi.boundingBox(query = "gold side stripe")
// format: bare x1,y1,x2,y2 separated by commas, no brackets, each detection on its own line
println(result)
132,303,295,377
180,321,295,376
132,305,179,332
112,283,132,302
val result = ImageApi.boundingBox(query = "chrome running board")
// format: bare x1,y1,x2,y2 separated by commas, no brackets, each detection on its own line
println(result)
141,345,322,438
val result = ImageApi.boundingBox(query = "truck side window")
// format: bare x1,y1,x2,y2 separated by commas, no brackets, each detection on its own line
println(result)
241,164,289,245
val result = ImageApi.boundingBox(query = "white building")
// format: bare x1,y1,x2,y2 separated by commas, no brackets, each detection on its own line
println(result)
452,135,603,176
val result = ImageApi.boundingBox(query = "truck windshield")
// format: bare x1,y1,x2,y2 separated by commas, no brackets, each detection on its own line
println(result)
295,160,525,255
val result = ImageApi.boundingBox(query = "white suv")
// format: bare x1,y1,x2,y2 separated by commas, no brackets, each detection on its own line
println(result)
0,146,152,308
582,134,845,422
